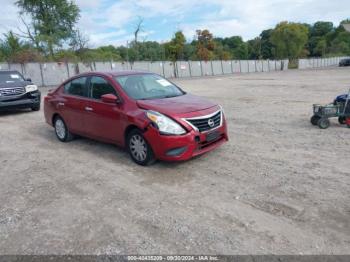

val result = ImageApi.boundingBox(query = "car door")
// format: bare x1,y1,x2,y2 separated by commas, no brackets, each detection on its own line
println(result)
84,76,124,144
59,76,89,135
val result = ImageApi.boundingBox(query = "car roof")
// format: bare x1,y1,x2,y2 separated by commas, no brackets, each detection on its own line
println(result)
77,70,154,78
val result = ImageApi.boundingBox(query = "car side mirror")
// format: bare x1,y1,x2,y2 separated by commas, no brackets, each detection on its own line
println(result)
101,94,121,104
26,78,32,82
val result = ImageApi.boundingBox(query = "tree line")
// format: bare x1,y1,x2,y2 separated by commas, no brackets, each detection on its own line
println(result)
0,0,349,64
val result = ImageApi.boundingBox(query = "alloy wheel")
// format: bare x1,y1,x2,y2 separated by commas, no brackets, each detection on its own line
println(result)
129,134,147,162
55,119,66,139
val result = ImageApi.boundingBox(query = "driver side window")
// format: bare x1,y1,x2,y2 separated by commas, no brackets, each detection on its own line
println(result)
90,76,116,100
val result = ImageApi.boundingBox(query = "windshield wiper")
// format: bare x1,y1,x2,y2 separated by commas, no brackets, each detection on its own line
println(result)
163,95,179,98
138,94,182,100
138,96,168,100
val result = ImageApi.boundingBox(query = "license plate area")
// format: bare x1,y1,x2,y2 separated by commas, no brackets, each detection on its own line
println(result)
206,131,220,142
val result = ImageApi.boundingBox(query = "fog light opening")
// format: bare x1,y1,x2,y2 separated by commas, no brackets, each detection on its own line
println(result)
166,146,187,157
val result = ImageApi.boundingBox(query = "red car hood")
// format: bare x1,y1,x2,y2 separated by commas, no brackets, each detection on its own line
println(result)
137,94,217,115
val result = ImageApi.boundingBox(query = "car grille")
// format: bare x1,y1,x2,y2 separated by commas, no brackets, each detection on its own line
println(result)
0,87,26,97
185,110,222,132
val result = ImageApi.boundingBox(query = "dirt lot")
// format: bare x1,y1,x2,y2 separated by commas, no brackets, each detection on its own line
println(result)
0,68,349,255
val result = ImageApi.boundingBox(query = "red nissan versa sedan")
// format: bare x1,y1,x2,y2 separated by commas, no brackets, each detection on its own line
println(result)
44,71,228,165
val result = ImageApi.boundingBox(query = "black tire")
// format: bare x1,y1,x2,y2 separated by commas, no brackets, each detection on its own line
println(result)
54,116,74,142
31,104,41,111
338,116,346,125
126,129,156,166
310,115,320,125
317,118,330,129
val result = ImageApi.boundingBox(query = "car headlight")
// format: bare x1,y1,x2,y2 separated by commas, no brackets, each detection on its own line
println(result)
146,110,186,135
25,85,38,93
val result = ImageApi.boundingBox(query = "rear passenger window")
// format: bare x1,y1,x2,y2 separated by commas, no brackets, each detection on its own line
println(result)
64,77,88,97
90,76,116,100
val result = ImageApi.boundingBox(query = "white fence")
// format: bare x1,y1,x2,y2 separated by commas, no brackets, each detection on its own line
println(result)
298,56,349,69
0,59,289,87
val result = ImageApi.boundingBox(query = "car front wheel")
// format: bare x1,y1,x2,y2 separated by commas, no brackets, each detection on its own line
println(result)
127,129,156,166
54,116,74,142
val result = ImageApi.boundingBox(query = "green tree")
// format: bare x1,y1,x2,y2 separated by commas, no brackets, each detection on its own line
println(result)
260,29,274,59
0,31,23,62
77,46,121,62
314,39,327,56
0,31,41,62
212,40,231,60
270,22,309,59
16,0,80,57
311,21,333,37
222,36,248,59
183,43,196,60
166,31,186,61
328,19,350,55
138,41,163,61
54,49,78,62
308,36,323,56
247,37,261,59
1,31,22,55
307,21,334,56
329,32,350,55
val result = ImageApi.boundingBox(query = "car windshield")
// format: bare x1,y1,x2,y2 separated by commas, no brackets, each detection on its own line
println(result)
115,74,184,100
0,72,25,84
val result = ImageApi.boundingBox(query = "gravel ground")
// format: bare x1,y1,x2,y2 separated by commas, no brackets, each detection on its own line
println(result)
0,68,349,255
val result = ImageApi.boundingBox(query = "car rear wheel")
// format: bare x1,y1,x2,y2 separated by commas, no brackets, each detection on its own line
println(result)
127,129,156,166
54,116,74,142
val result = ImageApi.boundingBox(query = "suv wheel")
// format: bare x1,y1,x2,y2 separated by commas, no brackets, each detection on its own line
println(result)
127,129,156,166
54,116,74,142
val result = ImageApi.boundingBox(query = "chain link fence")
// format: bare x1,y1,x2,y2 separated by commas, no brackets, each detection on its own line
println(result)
0,59,288,87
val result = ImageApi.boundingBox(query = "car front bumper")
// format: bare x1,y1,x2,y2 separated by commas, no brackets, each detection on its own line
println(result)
143,120,228,162
0,90,41,110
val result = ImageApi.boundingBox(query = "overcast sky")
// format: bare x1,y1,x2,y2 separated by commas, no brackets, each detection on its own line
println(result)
0,0,349,47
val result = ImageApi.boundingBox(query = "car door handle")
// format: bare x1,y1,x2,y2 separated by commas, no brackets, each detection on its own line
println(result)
85,106,94,112
57,102,65,106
